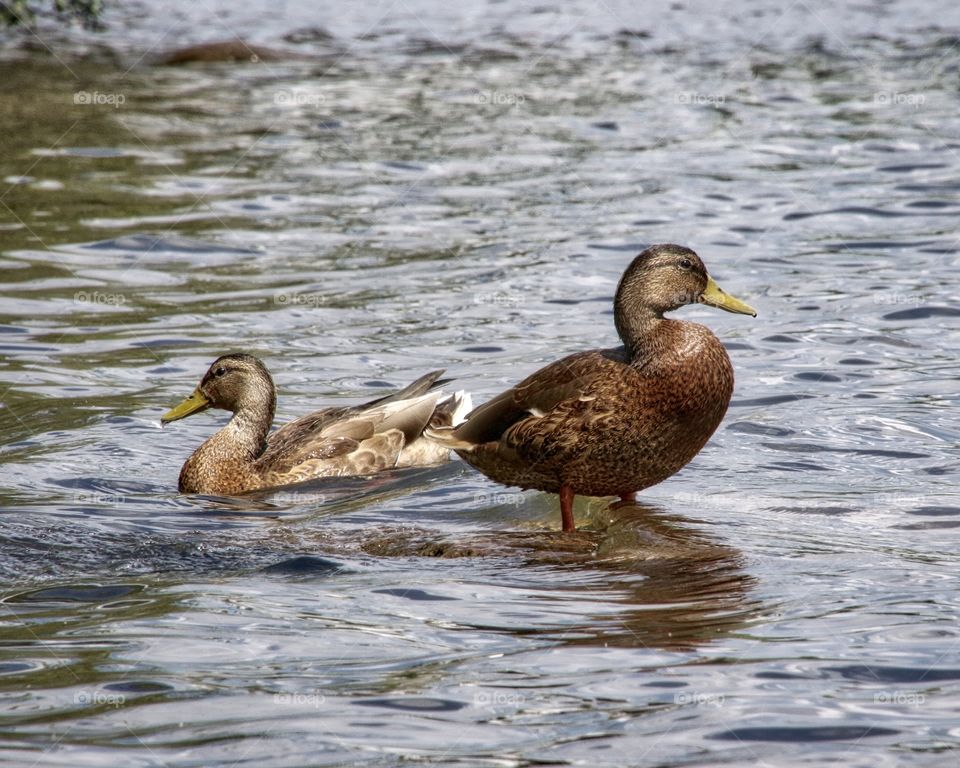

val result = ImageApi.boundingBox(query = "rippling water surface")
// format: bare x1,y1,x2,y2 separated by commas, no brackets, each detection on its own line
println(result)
1,1,959,765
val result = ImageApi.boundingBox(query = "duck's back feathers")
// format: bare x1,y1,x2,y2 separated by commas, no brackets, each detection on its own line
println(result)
445,349,624,447
262,429,407,484
260,385,452,479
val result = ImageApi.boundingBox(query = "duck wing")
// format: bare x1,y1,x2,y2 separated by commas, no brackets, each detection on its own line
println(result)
259,373,449,477
440,348,627,447
361,369,447,407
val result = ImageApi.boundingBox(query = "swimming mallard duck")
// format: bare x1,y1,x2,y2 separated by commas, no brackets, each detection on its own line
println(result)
162,353,470,495
427,244,756,532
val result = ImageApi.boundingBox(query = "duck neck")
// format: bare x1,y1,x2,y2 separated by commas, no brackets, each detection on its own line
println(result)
615,304,663,359
220,398,274,459
179,392,275,493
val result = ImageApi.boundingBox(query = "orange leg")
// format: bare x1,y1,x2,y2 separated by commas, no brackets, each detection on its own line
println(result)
559,484,576,532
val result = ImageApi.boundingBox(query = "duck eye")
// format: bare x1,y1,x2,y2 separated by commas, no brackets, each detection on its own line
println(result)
679,258,693,271
214,367,227,377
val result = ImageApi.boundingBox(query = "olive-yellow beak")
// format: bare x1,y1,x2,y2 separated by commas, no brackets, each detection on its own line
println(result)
161,388,211,425
699,276,757,317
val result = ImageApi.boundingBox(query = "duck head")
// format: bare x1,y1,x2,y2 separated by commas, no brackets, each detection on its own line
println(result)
161,353,275,424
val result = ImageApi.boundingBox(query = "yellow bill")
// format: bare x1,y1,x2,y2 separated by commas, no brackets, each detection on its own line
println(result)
161,388,211,424
699,276,757,316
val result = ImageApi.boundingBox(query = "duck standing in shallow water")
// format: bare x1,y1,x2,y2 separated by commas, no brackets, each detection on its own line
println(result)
162,354,470,495
427,244,756,532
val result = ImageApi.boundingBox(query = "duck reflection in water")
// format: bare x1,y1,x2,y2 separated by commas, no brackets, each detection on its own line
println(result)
362,499,758,651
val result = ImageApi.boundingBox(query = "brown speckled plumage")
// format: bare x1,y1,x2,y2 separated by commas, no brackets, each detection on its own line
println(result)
162,354,464,495
427,244,756,531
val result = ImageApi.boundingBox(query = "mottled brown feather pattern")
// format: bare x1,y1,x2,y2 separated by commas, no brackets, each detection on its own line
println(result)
461,323,733,496
428,244,754,528
165,355,462,495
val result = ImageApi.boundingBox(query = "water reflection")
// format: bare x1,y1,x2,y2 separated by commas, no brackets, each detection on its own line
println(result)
363,501,758,650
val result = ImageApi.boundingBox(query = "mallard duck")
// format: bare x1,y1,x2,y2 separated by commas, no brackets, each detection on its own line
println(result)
162,353,470,495
427,244,756,532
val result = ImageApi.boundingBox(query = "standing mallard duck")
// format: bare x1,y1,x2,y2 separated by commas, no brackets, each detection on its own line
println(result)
162,354,470,495
428,244,756,532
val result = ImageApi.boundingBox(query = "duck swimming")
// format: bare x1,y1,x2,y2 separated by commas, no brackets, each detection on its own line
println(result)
427,244,756,532
162,353,470,495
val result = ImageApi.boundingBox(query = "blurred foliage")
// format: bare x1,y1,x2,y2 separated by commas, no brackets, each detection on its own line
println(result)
1,0,104,29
